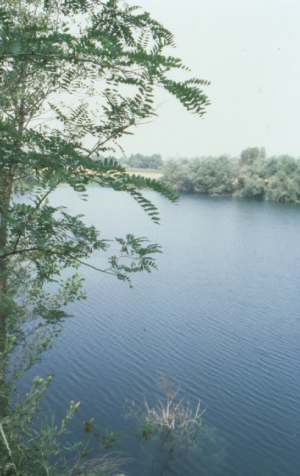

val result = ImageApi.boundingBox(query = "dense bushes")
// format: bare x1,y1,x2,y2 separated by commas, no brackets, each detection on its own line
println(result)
122,153,163,169
161,149,300,203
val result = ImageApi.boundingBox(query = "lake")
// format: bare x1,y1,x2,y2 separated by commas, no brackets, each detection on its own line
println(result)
22,187,300,476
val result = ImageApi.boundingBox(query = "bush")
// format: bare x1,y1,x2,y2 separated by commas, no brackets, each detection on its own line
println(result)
161,150,300,204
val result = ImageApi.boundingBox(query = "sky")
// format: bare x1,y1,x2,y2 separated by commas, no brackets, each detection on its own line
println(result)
121,0,300,159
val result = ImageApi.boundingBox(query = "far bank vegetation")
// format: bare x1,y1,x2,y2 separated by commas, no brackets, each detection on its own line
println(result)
121,148,300,204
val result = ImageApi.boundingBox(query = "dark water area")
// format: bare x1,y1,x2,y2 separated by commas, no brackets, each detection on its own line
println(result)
21,188,300,475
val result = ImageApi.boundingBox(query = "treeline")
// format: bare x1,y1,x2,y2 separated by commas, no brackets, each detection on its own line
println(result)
121,153,163,169
161,148,300,203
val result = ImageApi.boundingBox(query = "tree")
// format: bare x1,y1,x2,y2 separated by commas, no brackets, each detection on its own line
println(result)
239,147,266,166
126,153,163,169
0,0,210,471
160,149,300,203
161,159,194,193
0,0,210,282
162,156,236,195
189,156,235,195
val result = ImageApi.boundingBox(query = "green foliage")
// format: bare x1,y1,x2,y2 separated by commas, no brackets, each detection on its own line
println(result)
141,421,156,441
161,159,194,193
189,156,236,195
236,153,300,201
236,175,266,199
162,156,236,195
101,432,119,450
0,376,126,476
161,149,300,203
121,153,163,170
0,0,209,290
240,147,266,165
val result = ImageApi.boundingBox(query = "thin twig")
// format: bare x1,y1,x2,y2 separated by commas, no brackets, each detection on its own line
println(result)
0,422,12,459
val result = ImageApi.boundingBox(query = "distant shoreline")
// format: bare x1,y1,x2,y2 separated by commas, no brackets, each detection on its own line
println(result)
126,168,162,179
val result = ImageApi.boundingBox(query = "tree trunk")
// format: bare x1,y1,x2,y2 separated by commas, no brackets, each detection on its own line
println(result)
0,300,8,419
0,277,9,420
0,54,26,423
0,173,12,419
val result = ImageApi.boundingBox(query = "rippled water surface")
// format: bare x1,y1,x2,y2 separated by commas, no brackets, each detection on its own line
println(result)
24,188,300,475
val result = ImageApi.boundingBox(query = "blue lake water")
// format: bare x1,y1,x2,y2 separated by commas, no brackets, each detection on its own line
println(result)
23,187,300,475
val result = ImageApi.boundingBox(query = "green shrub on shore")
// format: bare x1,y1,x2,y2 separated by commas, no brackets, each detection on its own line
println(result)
161,149,300,203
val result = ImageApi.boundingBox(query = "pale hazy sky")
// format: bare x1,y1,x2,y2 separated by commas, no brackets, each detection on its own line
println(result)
121,0,300,158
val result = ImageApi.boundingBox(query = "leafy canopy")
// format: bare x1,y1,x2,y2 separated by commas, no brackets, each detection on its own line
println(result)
161,150,300,202
0,0,210,286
